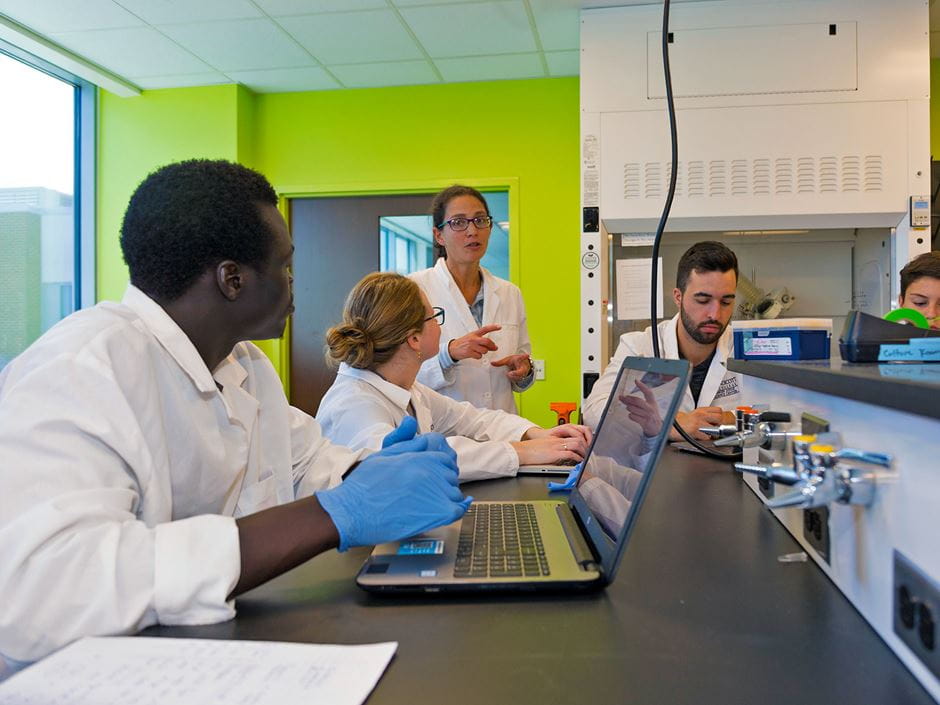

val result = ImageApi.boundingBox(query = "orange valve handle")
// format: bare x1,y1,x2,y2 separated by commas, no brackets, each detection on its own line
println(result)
550,402,577,426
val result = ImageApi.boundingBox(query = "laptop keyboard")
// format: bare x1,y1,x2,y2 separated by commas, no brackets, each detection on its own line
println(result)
454,503,550,578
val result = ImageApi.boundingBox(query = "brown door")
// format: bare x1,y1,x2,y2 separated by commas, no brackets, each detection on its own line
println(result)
289,193,434,416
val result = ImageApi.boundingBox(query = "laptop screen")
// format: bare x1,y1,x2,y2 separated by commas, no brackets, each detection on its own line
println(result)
573,358,688,556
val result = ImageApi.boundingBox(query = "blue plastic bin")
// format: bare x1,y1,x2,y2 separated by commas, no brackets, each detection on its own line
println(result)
732,318,832,361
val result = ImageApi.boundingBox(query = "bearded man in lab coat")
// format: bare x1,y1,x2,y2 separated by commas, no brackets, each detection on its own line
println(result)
0,160,470,675
583,241,743,440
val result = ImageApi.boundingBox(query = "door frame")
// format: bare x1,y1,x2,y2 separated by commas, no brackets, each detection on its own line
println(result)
270,177,521,398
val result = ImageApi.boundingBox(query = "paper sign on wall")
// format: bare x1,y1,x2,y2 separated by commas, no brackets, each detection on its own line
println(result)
616,257,663,321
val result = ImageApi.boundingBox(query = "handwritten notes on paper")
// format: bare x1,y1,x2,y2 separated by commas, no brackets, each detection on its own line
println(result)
0,637,397,705
616,258,663,321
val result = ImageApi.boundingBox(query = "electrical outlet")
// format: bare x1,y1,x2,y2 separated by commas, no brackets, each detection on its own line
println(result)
801,412,830,435
533,359,545,381
802,506,830,563
757,476,774,499
756,447,778,499
798,412,831,563
894,550,940,679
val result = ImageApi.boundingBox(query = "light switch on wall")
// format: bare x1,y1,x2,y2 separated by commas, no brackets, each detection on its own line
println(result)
533,359,545,380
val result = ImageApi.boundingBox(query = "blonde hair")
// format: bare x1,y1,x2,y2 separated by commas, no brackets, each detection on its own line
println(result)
325,272,427,370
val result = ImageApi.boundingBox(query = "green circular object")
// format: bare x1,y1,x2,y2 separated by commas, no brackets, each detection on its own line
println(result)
884,307,930,329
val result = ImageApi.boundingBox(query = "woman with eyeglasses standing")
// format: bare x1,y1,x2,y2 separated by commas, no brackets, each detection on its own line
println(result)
317,272,591,481
409,185,534,414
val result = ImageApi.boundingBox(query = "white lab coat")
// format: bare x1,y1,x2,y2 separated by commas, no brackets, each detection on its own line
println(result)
409,258,531,413
317,364,535,482
0,286,363,666
582,315,742,429
580,456,645,539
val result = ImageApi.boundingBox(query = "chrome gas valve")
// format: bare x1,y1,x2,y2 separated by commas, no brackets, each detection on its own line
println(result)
740,441,891,510
713,410,793,449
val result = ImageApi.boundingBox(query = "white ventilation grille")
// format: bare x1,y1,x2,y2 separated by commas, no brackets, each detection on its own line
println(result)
708,160,726,197
624,163,641,199
621,155,885,199
864,155,883,191
731,160,748,196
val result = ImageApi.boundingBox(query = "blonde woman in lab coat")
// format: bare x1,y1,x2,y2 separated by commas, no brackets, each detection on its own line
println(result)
409,185,532,413
317,272,592,482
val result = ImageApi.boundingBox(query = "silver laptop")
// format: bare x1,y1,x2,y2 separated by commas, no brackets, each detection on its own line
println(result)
356,356,690,593
516,462,579,476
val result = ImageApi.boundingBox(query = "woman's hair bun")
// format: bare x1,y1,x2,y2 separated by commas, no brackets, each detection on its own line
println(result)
324,272,427,370
325,321,375,368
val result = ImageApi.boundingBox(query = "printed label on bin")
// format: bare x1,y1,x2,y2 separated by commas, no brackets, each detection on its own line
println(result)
744,337,792,356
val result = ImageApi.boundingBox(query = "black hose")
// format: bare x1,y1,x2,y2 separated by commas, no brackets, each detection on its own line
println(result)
650,0,741,461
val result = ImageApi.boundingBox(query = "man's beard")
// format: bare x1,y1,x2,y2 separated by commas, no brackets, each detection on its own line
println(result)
680,305,726,345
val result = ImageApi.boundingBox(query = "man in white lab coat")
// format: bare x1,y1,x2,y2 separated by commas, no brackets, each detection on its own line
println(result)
583,241,743,440
0,160,469,674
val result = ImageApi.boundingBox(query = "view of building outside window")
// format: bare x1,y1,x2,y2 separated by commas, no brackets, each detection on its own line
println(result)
378,191,510,279
0,51,76,371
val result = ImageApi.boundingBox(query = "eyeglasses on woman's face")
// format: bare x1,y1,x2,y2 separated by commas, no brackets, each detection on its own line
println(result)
424,306,445,325
437,216,493,232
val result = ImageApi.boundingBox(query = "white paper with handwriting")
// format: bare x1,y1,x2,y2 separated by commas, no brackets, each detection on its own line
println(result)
0,637,397,705
616,257,663,321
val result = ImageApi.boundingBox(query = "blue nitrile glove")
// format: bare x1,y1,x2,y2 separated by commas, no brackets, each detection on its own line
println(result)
317,418,472,551
547,463,583,492
380,414,420,450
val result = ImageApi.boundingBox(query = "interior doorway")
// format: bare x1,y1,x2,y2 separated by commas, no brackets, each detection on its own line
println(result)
290,193,430,416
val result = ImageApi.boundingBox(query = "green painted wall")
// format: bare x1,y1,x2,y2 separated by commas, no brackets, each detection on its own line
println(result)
97,84,244,303
252,78,579,425
97,77,580,426
235,83,257,168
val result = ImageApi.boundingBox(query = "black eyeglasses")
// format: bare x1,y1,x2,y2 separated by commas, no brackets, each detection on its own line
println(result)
437,216,493,231
424,306,445,325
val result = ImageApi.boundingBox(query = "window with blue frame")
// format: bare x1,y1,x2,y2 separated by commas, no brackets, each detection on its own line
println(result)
379,217,435,275
0,42,95,371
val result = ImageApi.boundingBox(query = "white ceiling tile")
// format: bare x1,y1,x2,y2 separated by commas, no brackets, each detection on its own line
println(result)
159,18,315,72
528,0,579,51
329,59,438,88
49,27,211,77
227,65,340,92
435,52,544,82
401,1,536,58
0,0,143,33
255,0,387,15
544,49,578,76
392,0,485,5
278,10,423,64
114,0,262,25
132,72,231,89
